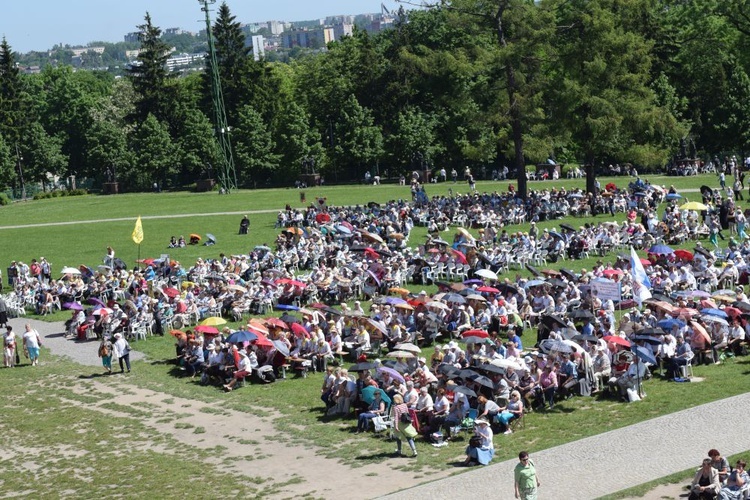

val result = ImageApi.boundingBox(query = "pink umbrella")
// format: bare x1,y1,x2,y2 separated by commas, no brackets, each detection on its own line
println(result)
450,248,468,264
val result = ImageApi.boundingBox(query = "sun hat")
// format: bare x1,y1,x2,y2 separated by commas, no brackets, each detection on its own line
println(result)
475,418,489,425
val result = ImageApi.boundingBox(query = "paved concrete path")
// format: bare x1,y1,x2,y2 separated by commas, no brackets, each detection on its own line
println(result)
8,317,145,367
383,392,750,499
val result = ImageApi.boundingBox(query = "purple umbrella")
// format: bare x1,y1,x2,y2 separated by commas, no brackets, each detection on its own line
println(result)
378,366,405,383
88,297,106,307
63,302,83,311
463,279,484,285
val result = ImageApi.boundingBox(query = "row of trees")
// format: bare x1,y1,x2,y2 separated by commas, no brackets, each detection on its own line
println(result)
1,1,749,197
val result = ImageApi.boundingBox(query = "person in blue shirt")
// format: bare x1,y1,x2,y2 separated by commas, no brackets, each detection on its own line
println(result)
558,353,579,397
581,318,595,337
508,331,523,352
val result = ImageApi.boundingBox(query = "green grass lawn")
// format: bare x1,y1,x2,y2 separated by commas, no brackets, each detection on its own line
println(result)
0,171,745,495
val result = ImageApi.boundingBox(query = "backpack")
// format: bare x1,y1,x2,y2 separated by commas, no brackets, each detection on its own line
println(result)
99,344,110,357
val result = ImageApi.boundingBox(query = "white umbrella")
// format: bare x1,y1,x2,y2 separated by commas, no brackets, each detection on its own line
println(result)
386,350,415,359
465,293,487,302
393,342,421,354
426,301,450,311
475,269,498,281
60,266,81,275
491,358,523,370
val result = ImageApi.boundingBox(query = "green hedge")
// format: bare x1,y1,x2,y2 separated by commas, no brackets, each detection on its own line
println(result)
33,189,89,200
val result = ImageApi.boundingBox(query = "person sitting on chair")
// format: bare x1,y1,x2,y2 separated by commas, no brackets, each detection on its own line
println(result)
718,460,748,500
464,418,494,465
355,390,386,433
689,458,721,500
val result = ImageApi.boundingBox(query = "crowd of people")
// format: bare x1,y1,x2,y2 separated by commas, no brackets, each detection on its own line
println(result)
689,449,748,500
3,174,750,484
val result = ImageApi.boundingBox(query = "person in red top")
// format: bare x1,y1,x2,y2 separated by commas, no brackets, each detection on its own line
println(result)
539,363,558,410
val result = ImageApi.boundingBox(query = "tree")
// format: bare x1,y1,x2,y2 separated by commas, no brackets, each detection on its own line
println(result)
388,108,441,172
549,0,683,171
127,13,173,124
21,122,68,189
127,114,178,190
333,95,384,180
172,105,219,184
0,38,29,146
0,133,15,188
84,119,132,183
233,105,279,186
274,101,324,181
207,2,251,125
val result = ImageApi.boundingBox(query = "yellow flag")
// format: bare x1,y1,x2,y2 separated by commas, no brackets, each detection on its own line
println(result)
132,216,144,244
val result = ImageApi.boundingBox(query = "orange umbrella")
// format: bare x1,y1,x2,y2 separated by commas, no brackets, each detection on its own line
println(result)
169,329,185,337
247,320,269,335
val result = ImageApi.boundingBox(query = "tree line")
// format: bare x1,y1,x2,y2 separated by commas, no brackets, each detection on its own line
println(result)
0,0,749,197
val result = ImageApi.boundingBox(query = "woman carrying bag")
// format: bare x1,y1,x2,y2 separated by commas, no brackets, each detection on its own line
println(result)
391,394,418,458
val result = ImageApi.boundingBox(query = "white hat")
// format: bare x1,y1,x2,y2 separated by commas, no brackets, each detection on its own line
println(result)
448,341,458,349
114,333,122,339
419,290,427,295
475,418,489,425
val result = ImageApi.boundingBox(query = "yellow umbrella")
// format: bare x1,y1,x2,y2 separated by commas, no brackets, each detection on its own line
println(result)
680,201,708,211
388,287,410,296
200,317,227,326
456,227,475,240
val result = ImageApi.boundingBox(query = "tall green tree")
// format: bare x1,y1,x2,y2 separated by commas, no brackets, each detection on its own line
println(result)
172,105,220,183
21,122,68,189
0,38,29,146
388,108,441,172
274,101,324,181
233,105,279,186
332,95,384,180
208,2,251,125
0,133,15,187
127,114,178,190
549,0,683,168
127,13,173,124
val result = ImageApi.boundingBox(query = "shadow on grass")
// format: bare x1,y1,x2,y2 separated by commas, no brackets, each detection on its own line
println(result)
78,372,114,379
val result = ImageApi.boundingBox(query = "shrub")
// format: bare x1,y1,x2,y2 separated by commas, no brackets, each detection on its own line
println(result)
0,193,10,205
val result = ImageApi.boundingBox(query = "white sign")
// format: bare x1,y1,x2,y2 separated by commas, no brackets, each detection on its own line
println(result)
591,279,622,302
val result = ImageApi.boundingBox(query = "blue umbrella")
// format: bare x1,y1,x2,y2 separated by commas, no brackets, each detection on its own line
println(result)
275,304,300,311
648,244,674,255
360,386,392,407
657,318,685,331
226,330,258,343
631,345,656,365
701,308,728,319
385,297,407,305
549,231,564,239
567,193,584,199
665,193,683,200
701,314,728,326
335,225,352,235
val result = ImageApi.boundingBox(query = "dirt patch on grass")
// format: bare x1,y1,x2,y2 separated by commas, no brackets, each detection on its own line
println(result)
67,380,452,498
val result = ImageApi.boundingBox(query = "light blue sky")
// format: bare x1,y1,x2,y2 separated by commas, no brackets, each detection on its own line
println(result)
2,0,403,53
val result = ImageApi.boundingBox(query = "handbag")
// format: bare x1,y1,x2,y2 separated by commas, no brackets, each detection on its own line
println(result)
469,436,482,448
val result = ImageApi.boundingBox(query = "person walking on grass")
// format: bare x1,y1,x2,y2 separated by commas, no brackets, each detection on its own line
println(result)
98,336,113,374
391,394,418,458
4,326,18,368
22,323,42,366
112,333,131,373
515,450,541,500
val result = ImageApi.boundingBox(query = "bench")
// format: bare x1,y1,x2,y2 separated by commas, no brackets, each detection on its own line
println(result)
279,364,290,379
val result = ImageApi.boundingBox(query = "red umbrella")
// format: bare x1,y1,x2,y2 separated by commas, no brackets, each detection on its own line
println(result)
603,335,631,348
264,318,289,330
315,213,332,224
427,248,440,254
251,331,274,347
163,287,180,298
601,269,624,277
674,249,694,261
291,322,309,338
137,258,156,266
700,299,717,309
450,248,468,265
723,307,742,319
640,258,652,266
364,247,380,260
670,308,699,318
276,278,307,288
477,286,500,293
461,329,489,338
194,325,220,335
